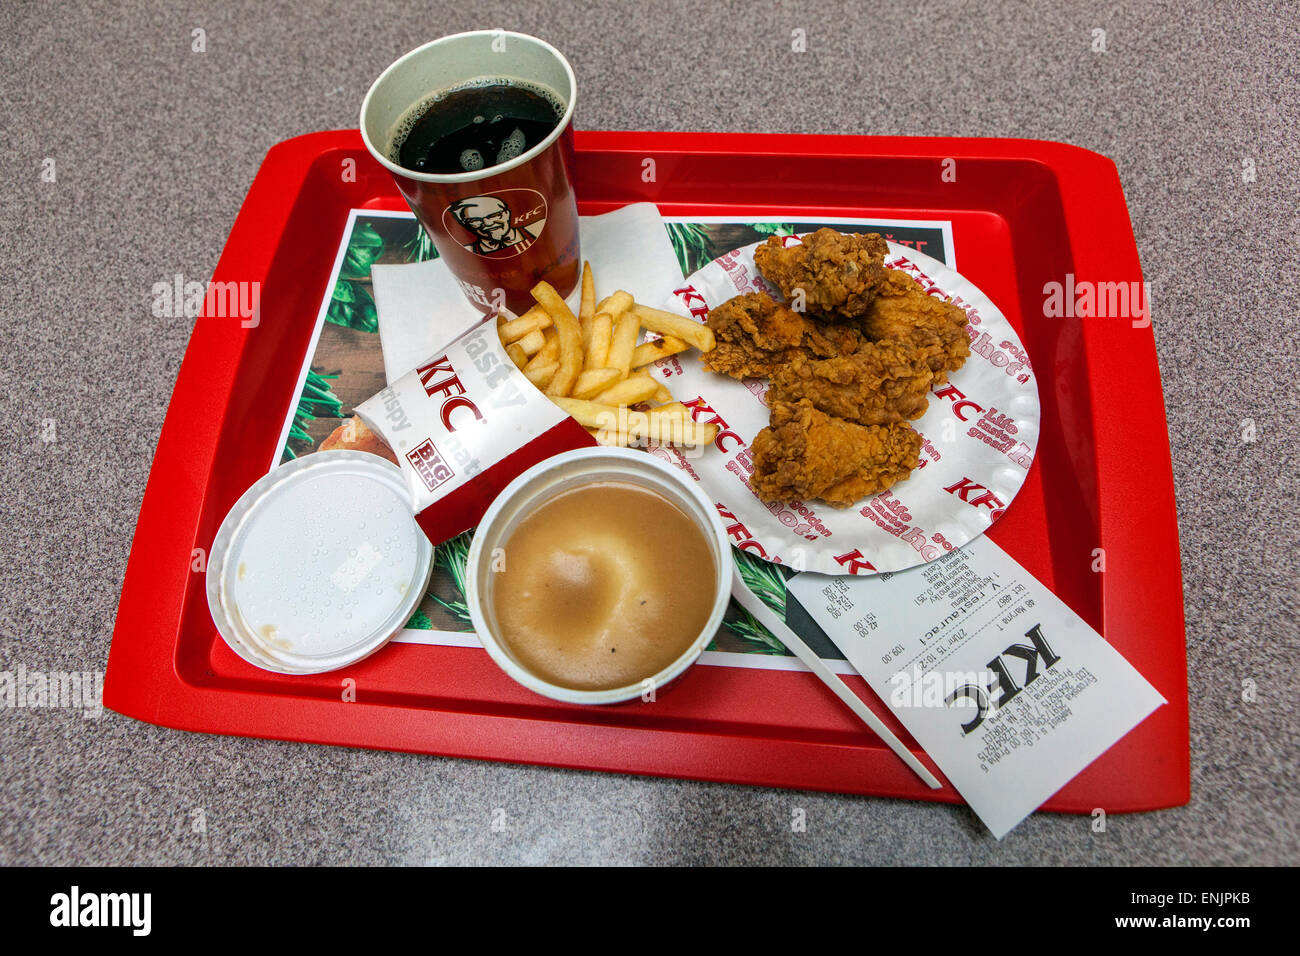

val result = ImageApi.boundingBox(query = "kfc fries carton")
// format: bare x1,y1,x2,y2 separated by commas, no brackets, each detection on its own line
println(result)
354,203,692,545
355,319,595,545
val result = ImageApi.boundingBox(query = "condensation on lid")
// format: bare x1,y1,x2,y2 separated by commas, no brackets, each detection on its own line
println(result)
205,451,434,675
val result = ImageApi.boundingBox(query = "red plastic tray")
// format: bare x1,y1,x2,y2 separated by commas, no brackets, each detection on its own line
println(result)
104,131,1189,813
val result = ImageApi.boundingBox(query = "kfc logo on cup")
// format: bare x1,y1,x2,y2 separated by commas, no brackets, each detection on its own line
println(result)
443,189,548,260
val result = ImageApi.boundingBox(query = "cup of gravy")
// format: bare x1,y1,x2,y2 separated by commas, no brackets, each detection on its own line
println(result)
466,448,733,704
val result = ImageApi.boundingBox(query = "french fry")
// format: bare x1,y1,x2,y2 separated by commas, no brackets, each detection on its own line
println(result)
578,261,595,349
498,307,552,343
633,304,715,353
579,263,595,320
586,425,630,448
524,363,558,389
532,281,584,397
552,398,623,430
594,373,660,407
650,402,689,418
524,335,560,372
504,273,714,452
635,412,718,446
557,398,716,448
586,313,612,369
606,310,640,379
571,367,622,400
631,335,690,368
602,412,718,447
516,328,546,356
594,290,634,320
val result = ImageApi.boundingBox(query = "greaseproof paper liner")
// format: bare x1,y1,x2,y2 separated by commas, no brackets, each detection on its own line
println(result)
649,237,1040,576
370,202,687,383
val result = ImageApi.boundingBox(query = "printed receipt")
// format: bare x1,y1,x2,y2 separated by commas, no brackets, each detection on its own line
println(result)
786,537,1166,838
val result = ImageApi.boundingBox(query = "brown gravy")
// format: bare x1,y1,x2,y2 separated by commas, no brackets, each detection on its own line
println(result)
491,480,717,691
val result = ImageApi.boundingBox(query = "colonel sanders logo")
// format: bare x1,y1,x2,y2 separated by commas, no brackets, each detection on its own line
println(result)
444,190,547,259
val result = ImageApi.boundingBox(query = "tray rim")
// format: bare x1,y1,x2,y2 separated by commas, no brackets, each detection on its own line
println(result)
103,129,1189,812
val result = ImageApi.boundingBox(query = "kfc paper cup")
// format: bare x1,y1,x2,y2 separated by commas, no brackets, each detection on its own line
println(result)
360,31,581,315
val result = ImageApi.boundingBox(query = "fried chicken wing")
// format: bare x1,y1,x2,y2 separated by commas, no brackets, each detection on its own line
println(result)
753,228,889,320
750,400,922,506
771,341,935,425
858,269,971,383
698,230,981,510
702,292,863,380
702,292,934,424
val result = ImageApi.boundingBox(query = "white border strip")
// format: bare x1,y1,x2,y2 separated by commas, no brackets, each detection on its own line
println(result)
660,214,956,270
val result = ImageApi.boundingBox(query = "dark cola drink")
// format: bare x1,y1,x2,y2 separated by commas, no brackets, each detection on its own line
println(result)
393,78,565,175
363,33,581,314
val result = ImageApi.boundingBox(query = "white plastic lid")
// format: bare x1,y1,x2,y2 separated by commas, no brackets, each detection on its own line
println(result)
205,451,434,674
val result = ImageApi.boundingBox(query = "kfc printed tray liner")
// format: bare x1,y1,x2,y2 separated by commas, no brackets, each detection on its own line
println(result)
274,208,967,666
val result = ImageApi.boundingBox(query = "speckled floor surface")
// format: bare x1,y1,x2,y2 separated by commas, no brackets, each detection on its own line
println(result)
1,0,1296,865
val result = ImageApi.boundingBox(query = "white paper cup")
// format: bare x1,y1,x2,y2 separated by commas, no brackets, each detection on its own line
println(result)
466,448,733,704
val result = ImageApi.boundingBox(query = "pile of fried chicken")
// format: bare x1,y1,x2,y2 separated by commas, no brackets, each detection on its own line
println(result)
704,229,970,506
